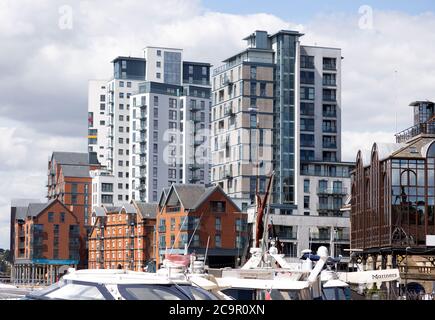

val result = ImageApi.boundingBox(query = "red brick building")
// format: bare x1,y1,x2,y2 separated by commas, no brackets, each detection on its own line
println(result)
156,184,248,268
12,199,80,285
88,201,157,271
47,152,101,267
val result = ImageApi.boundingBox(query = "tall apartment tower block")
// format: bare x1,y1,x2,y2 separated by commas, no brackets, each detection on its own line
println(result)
88,47,211,206
211,30,353,258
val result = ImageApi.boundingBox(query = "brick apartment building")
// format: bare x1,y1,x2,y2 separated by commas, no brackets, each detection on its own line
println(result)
12,199,80,285
88,201,157,271
47,151,101,267
156,184,248,268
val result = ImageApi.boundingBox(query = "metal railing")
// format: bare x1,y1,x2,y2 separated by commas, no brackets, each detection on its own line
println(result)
395,122,435,143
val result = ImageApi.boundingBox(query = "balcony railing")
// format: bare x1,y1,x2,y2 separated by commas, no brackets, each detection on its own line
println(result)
276,231,297,240
334,234,350,242
317,187,348,195
317,203,343,211
323,111,337,118
310,233,331,241
395,122,435,143
322,142,337,149
322,126,337,133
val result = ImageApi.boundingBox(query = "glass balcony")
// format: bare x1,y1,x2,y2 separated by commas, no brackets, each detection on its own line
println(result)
317,187,348,195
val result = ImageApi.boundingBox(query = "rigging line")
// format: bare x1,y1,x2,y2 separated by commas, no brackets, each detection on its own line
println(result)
169,214,189,254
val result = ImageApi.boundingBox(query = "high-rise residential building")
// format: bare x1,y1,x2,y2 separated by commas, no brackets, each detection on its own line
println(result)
88,80,109,165
211,30,353,259
129,47,211,203
88,48,211,205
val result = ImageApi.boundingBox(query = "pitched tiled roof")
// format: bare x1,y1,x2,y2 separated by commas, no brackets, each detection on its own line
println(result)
135,202,158,219
61,165,90,178
52,152,90,165
171,184,207,209
93,207,106,217
26,200,56,217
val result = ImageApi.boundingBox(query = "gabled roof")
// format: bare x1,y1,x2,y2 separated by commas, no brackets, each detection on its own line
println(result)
61,165,90,178
169,184,207,209
161,184,241,212
122,203,136,214
158,187,171,208
134,201,158,219
15,207,29,220
104,206,122,213
26,200,55,218
52,152,90,165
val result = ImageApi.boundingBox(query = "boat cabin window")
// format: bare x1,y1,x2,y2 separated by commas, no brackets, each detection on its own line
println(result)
117,284,187,300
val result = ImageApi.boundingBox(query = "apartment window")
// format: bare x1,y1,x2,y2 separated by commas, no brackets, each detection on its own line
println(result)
100,95,105,102
300,134,315,147
323,135,337,148
250,66,257,79
250,82,256,96
154,120,158,129
168,169,176,179
301,87,315,100
101,183,113,192
250,113,257,128
127,82,131,88
48,212,54,222
153,155,158,165
304,179,310,193
153,96,159,106
157,49,161,56
118,149,123,155
119,81,124,87
323,104,337,117
153,191,157,202
322,120,337,133
319,180,328,192
304,196,310,209
300,118,314,132
169,110,177,120
260,82,266,97
211,201,226,213
153,167,158,178
153,144,158,153
156,72,161,79
118,172,123,178
60,212,65,223
323,57,337,70
300,55,315,69
118,183,123,190
215,217,221,231
156,61,161,68
119,103,124,110
119,138,124,144
323,89,336,102
100,120,105,125
154,108,158,118
100,103,105,111
119,115,124,121
323,73,336,86
119,126,124,133
202,66,207,76
153,131,158,141
215,235,221,248
300,150,315,161
118,195,122,201
250,98,257,108
301,102,315,116
300,71,315,85
71,194,77,204
119,92,124,99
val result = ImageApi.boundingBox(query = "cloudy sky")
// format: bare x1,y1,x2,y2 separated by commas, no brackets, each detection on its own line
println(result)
1,0,435,249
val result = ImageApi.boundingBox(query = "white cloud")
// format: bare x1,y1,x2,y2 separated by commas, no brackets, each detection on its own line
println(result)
1,1,435,248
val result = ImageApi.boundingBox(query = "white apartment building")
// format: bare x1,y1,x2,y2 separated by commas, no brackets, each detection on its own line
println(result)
88,57,146,206
88,80,109,164
90,169,116,209
129,47,211,203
